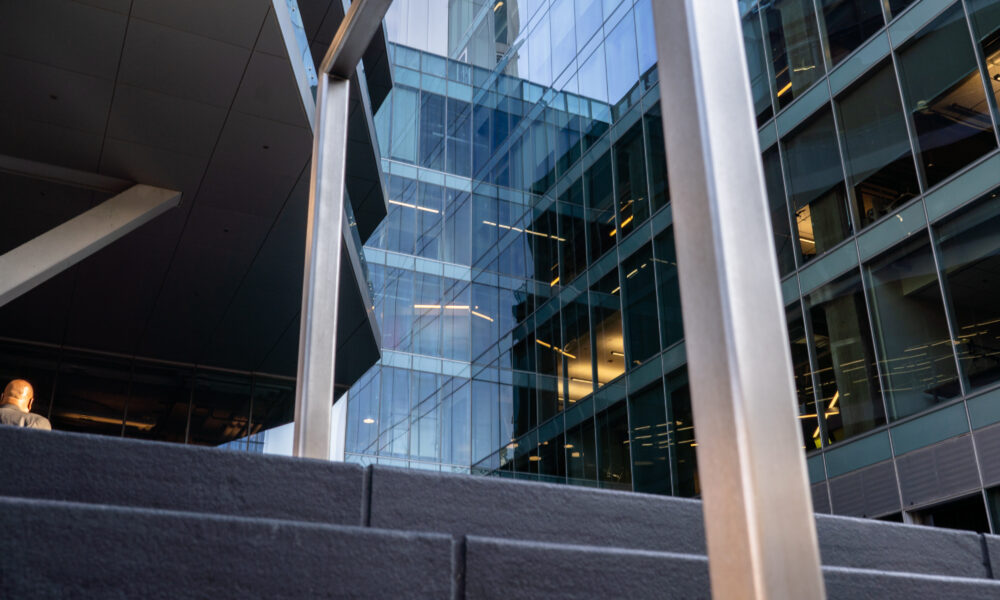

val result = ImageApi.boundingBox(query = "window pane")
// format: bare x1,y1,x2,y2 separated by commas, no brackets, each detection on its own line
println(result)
762,148,797,275
836,62,920,228
968,0,1000,113
788,305,821,451
886,0,916,19
614,122,649,235
765,0,826,108
622,244,660,368
566,400,597,485
419,92,446,170
591,269,625,387
644,106,670,213
586,151,616,262
667,369,699,497
865,233,959,420
897,5,997,188
819,0,884,66
935,189,1000,390
653,228,683,348
562,294,594,403
391,86,418,163
806,269,885,443
596,399,631,490
558,180,587,285
628,382,670,496
741,1,775,125
784,108,852,260
605,10,639,105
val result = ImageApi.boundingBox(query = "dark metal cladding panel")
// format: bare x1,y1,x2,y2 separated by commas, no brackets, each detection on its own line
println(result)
829,461,899,518
897,435,980,509
812,482,832,514
974,423,1000,487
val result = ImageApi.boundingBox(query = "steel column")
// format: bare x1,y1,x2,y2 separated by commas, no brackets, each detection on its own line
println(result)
292,0,393,459
650,1,827,598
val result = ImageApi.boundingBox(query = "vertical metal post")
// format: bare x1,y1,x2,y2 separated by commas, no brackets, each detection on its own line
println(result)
293,73,350,460
650,2,827,598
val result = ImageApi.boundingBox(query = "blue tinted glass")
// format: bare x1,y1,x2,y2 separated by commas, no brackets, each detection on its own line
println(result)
579,44,608,103
528,12,553,86
550,0,576,79
575,0,603,52
634,0,657,75
605,10,639,104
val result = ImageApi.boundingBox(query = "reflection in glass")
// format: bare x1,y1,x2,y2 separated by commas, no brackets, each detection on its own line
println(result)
968,0,1000,114
644,105,670,213
565,401,598,486
865,233,959,419
562,295,594,403
784,109,852,260
653,229,684,348
897,5,997,188
788,305,820,450
622,244,659,368
807,269,885,444
836,62,920,228
586,151,616,262
819,0,884,66
597,399,632,490
886,0,916,18
762,148,796,275
614,122,649,235
628,382,670,495
765,0,826,108
558,180,587,285
936,190,1000,390
741,0,774,125
667,369,699,497
591,269,625,387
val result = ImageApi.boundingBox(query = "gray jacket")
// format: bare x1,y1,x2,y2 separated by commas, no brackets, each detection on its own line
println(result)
0,404,51,430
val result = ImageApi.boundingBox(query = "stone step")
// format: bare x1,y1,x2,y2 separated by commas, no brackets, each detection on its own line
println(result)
2,495,998,600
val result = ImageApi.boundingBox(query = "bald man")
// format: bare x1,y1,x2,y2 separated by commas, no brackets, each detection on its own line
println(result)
0,379,51,430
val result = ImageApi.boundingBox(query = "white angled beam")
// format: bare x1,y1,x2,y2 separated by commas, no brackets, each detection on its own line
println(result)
293,0,393,460
0,184,180,308
651,1,826,599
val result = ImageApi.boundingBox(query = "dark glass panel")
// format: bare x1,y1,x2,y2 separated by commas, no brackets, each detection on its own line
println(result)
442,381,471,466
248,377,293,448
596,399,632,490
471,379,499,464
667,369,699,497
535,313,563,421
187,373,251,447
765,0,826,108
897,5,997,188
788,305,820,450
50,353,129,437
622,244,660,367
784,109,852,260
644,105,670,212
865,233,959,419
530,203,560,285
558,180,588,285
536,427,567,483
836,62,920,228
762,148,797,275
935,190,1000,390
511,370,537,438
886,0,916,19
820,0,884,65
586,151,617,262
591,269,625,388
614,122,649,236
806,269,885,444
628,382,670,495
653,228,684,348
741,1,775,125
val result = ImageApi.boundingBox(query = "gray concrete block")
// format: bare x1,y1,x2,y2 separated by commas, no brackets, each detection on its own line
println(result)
464,536,710,599
0,496,454,599
369,465,707,555
824,566,1000,600
0,426,364,525
815,513,989,579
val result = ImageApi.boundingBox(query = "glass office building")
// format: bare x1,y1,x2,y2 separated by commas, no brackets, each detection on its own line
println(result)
345,0,1000,531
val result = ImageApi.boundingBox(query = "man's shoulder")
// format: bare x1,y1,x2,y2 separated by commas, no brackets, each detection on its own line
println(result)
23,412,51,430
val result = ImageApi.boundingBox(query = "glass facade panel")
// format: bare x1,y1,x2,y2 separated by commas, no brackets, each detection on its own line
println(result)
596,399,631,490
653,228,683,349
784,108,852,260
666,369,699,497
644,105,670,213
806,269,885,444
586,151,617,262
765,0,826,108
788,305,820,450
886,0,916,19
742,0,775,125
622,244,659,367
591,269,625,388
835,62,920,229
968,0,1000,114
628,382,670,495
865,233,959,420
897,4,997,188
613,122,649,235
763,147,797,275
935,190,1000,390
819,0,884,65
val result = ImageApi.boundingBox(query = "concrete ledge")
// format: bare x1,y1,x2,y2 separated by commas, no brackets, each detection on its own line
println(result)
823,567,1000,600
0,426,365,525
0,497,455,599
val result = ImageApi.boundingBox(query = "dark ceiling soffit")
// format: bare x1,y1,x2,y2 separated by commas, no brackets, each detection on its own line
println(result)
0,154,133,195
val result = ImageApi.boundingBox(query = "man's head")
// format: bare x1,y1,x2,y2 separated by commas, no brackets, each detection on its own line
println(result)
2,379,34,412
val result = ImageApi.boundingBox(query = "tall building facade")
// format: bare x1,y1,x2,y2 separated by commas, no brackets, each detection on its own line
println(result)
343,0,1000,532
